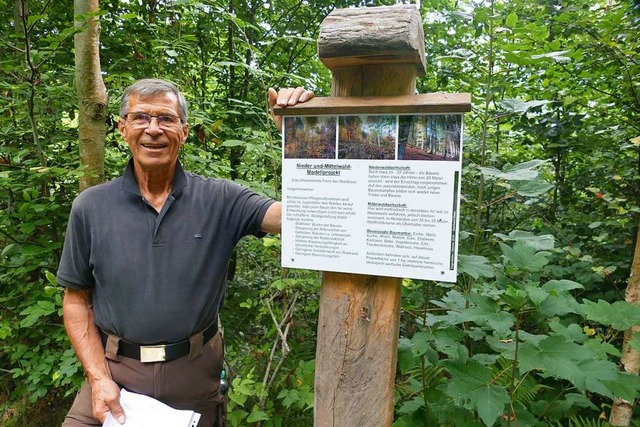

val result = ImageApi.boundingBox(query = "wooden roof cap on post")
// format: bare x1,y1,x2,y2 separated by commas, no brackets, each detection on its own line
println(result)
318,5,426,76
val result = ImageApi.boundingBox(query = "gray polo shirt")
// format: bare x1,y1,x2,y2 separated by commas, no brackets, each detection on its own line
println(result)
57,159,274,344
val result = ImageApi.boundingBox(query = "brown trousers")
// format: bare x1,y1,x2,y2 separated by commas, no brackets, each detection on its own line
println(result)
62,332,226,427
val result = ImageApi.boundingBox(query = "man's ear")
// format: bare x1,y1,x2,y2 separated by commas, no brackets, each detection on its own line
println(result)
181,123,189,142
118,119,127,137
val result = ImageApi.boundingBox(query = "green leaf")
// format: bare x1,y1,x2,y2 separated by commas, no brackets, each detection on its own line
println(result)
19,301,57,327
475,8,490,24
2,243,15,256
246,410,270,422
445,360,510,427
45,270,58,286
480,159,548,181
531,50,571,63
629,332,640,351
524,284,549,306
262,237,280,247
494,230,555,251
581,300,640,330
27,14,47,27
503,52,530,66
538,293,581,316
222,139,246,147
499,241,550,271
397,397,425,415
499,99,553,114
456,295,515,337
412,329,467,360
603,372,640,401
229,392,248,406
505,12,518,27
0,324,11,340
37,300,55,311
271,279,285,290
397,338,420,374
458,254,495,279
509,179,554,197
480,166,535,181
119,12,139,20
541,279,584,293
519,335,596,387
504,160,549,172
569,359,618,397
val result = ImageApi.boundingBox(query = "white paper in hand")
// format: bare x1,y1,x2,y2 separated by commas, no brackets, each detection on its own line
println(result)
102,389,201,427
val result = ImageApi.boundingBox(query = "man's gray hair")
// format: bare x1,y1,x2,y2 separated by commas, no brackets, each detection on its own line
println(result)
120,79,189,122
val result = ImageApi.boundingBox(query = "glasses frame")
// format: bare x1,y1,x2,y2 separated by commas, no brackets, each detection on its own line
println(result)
123,112,184,129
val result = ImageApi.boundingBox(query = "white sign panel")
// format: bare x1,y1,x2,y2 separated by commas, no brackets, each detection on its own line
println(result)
281,113,463,282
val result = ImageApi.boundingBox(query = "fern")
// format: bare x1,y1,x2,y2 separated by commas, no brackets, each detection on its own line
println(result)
490,357,546,406
548,415,611,427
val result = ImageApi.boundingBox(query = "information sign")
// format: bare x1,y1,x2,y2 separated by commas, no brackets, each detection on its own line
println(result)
278,96,469,282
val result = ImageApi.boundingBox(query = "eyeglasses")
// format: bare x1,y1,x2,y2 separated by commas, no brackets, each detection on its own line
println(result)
124,112,183,128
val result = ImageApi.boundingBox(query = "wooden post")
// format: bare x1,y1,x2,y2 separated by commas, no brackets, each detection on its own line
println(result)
314,6,426,427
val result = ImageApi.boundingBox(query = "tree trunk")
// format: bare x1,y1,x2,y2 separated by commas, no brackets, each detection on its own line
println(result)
74,0,107,191
610,226,640,425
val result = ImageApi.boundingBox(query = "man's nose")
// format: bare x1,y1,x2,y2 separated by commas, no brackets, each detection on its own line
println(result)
145,117,163,134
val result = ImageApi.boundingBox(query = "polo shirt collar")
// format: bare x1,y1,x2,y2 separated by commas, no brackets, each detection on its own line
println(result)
121,158,188,197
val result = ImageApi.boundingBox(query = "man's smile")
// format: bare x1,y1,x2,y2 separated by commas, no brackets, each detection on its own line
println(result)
141,142,169,150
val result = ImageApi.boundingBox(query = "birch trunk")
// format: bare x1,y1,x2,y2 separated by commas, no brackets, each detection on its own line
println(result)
74,0,107,191
610,227,640,425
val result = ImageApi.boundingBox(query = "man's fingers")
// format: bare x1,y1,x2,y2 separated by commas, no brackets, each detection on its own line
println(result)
268,86,314,132
92,380,126,424
299,89,314,103
108,401,126,425
268,87,278,109
270,86,315,107
276,87,295,106
288,87,305,105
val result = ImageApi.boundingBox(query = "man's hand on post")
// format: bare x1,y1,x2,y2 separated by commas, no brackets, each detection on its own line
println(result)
268,86,315,132
91,378,126,424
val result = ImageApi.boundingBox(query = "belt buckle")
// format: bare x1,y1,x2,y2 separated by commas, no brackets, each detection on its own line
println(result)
140,345,166,363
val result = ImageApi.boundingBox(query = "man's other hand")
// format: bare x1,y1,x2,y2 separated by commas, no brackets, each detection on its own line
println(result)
92,378,126,424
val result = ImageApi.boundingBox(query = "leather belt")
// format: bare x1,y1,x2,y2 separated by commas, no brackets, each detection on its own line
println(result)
100,322,218,363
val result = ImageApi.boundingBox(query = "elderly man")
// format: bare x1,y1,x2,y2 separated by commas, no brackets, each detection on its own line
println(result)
57,79,313,426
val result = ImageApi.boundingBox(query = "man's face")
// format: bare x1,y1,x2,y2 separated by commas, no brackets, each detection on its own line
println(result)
118,92,189,172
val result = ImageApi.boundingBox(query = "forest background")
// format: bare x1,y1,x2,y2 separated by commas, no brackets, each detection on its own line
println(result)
1,0,640,426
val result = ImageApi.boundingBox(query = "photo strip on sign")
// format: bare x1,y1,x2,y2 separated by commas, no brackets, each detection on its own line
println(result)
276,94,471,283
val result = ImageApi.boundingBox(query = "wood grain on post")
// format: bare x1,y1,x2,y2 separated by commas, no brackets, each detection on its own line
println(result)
314,5,425,427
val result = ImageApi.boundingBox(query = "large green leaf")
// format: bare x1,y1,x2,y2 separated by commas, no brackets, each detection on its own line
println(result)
499,241,550,271
517,335,622,396
569,359,619,397
499,98,553,114
455,295,516,336
445,360,510,427
580,300,640,330
509,179,554,197
458,254,496,279
541,279,584,293
537,293,581,316
531,50,572,62
519,335,593,379
494,230,555,251
410,329,467,361
603,372,640,402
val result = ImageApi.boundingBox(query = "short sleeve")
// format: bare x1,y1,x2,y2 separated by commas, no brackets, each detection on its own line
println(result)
56,197,94,290
223,182,275,241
